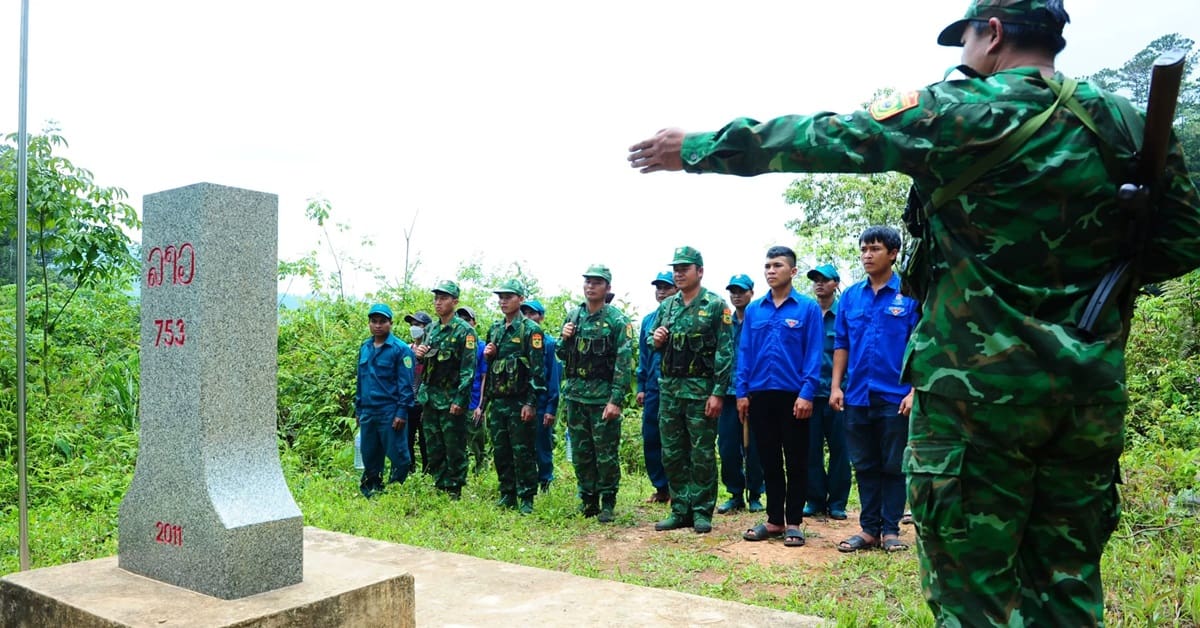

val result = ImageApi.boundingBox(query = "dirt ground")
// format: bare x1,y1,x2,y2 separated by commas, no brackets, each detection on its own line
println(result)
585,498,915,573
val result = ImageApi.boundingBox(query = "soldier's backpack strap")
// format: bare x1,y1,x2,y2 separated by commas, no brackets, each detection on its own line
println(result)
928,76,1079,213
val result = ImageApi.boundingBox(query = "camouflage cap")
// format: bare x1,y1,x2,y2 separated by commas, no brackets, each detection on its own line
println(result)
651,271,675,287
431,279,461,298
937,0,1067,47
669,245,704,267
582,264,613,283
492,278,527,298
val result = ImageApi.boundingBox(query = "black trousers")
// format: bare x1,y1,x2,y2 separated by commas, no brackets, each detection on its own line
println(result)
748,390,810,526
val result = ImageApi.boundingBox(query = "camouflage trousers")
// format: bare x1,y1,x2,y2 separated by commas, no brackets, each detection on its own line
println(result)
422,402,469,492
467,411,490,474
905,392,1123,627
660,394,718,520
563,399,622,500
487,397,538,501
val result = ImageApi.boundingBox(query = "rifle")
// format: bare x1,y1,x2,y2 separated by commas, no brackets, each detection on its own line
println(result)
1077,48,1188,337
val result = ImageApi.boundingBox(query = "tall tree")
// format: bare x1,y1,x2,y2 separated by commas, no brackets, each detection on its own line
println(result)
1087,33,1199,186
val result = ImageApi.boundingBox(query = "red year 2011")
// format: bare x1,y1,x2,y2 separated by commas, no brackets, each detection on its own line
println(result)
153,318,187,346
154,521,183,546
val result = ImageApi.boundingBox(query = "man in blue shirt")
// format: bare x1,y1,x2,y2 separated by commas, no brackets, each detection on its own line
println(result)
804,264,850,521
355,303,416,498
636,272,677,503
716,273,765,514
521,299,562,492
736,246,823,547
831,227,919,553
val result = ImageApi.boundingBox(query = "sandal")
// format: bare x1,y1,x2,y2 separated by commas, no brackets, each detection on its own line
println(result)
837,534,879,553
882,537,910,552
784,528,805,547
742,523,782,542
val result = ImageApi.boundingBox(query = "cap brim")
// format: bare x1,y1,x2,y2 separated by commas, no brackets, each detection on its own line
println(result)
805,270,826,281
402,315,419,324
652,280,674,287
937,19,968,46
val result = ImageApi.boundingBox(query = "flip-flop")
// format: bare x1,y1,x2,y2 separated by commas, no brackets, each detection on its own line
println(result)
837,534,879,553
882,537,910,552
784,528,805,547
742,523,781,542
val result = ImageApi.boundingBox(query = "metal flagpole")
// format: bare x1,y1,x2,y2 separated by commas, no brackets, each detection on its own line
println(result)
17,0,31,571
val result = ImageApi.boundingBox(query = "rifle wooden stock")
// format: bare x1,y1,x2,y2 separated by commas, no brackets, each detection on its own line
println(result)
1138,49,1187,186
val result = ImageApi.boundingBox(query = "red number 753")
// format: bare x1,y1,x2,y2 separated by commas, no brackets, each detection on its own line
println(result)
153,319,187,347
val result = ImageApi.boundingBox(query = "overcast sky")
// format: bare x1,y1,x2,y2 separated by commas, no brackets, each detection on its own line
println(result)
2,1,1196,317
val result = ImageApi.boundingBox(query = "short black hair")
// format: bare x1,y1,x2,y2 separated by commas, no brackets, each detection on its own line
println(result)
859,226,902,252
765,245,797,267
972,1,1069,55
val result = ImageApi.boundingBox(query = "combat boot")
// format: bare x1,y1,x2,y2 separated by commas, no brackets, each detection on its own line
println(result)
597,493,616,523
579,494,600,518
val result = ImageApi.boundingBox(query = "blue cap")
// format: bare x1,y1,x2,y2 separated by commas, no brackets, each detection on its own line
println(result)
521,299,546,315
806,264,841,282
367,303,393,320
651,271,675,287
726,274,754,291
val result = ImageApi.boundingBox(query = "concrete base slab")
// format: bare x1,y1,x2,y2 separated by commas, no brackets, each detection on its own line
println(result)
0,530,413,628
303,527,824,627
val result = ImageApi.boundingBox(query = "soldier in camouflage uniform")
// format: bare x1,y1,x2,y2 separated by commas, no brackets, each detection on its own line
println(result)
627,1,1200,623
651,247,734,534
557,264,634,522
474,279,547,514
413,280,478,499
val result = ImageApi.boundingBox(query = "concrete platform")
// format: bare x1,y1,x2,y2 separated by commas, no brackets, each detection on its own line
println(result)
0,532,414,627
2,528,823,627
304,527,824,627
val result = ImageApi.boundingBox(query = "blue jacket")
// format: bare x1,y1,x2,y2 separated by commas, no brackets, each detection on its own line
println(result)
736,288,823,400
834,273,918,406
817,298,840,398
636,310,662,394
537,334,561,417
469,342,487,411
355,334,415,419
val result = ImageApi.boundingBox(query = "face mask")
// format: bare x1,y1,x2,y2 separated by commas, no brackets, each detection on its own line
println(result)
410,326,425,340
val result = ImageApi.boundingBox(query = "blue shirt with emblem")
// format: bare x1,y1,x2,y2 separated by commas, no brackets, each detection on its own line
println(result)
834,273,918,406
355,333,416,419
735,288,823,401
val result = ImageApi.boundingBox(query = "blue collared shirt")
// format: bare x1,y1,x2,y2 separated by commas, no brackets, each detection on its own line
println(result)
355,333,416,419
725,310,745,396
834,273,918,406
636,310,662,393
735,288,823,400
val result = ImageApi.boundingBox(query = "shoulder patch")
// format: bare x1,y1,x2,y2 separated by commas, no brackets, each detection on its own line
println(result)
722,307,732,325
531,333,544,349
868,91,921,121
465,334,476,350
403,356,413,369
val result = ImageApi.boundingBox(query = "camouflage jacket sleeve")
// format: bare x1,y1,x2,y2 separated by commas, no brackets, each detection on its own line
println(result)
524,321,547,409
453,322,478,409
608,311,635,406
554,306,581,364
1142,140,1200,283
710,293,734,398
679,90,935,177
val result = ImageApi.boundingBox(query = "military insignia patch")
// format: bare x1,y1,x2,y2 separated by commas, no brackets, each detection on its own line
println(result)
531,333,544,349
465,334,476,350
889,307,904,316
722,308,732,324
403,356,413,369
511,336,523,343
869,91,920,121
786,319,798,328
626,323,634,339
